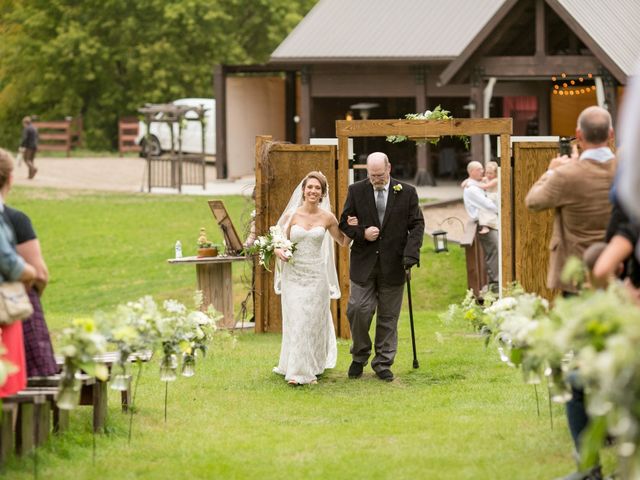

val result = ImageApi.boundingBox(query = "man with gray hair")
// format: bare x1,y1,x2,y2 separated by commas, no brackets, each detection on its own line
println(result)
526,105,615,480
526,106,615,294
462,160,499,292
339,152,424,382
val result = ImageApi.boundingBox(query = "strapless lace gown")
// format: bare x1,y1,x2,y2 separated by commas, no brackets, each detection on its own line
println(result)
273,225,338,384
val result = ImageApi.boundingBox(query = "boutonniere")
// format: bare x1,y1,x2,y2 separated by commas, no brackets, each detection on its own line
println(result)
392,184,403,194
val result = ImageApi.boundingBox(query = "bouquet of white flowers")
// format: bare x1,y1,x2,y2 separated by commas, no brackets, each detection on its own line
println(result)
247,225,297,271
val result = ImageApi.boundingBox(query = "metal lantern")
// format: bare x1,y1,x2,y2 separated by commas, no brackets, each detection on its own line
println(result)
432,229,448,253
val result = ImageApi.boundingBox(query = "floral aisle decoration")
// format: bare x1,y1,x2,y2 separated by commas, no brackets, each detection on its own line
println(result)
246,225,297,271
446,282,640,477
100,295,161,392
177,291,220,378
153,293,221,422
57,318,109,410
385,105,470,148
551,284,640,475
445,286,561,388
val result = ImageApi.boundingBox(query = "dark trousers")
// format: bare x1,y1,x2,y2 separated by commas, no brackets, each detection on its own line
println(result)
566,371,588,451
561,291,591,456
478,228,499,289
347,261,404,373
24,148,37,177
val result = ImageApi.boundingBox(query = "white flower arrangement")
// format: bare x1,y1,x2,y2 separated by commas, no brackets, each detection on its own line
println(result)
447,281,640,476
386,105,470,148
57,318,109,409
247,225,297,271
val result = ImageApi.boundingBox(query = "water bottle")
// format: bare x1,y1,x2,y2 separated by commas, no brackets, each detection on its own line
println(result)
175,240,182,259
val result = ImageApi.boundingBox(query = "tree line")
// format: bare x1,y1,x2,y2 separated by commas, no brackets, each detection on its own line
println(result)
0,0,316,150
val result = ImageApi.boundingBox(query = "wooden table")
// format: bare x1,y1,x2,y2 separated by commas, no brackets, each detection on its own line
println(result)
168,255,248,327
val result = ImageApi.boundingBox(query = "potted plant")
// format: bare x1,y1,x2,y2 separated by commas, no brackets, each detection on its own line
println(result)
197,227,218,257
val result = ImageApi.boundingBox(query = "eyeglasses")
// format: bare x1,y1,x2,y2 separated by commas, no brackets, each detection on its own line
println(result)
368,173,387,179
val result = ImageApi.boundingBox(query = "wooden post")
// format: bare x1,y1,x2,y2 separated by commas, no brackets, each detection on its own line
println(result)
93,380,108,433
52,406,69,434
0,404,14,464
16,403,35,456
500,133,513,285
214,64,228,179
146,117,152,192
254,135,272,333
470,72,485,164
34,397,50,446
299,67,312,143
413,66,434,186
535,0,546,57
337,135,351,338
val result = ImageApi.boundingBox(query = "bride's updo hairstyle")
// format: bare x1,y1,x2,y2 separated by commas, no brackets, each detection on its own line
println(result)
301,171,328,202
0,148,15,190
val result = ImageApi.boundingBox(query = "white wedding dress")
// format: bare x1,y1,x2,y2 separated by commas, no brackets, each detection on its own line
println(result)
273,225,338,384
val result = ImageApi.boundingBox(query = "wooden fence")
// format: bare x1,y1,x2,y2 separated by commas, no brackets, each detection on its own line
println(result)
33,117,82,156
118,117,141,156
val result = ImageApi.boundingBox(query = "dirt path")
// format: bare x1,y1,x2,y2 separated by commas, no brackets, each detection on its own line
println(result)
422,201,470,243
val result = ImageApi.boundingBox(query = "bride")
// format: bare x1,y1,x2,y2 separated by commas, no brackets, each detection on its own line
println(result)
273,171,355,385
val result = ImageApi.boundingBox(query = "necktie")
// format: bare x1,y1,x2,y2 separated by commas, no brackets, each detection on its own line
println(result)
376,188,386,225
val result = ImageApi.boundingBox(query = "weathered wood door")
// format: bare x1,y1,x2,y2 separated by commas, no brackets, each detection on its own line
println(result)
254,137,349,337
512,141,559,300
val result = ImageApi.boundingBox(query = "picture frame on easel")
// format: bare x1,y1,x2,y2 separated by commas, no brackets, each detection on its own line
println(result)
207,200,244,256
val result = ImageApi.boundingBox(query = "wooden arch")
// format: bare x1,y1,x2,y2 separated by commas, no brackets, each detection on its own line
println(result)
335,118,513,328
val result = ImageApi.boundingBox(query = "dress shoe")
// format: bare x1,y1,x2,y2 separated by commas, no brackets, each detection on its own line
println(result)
376,369,394,382
348,361,363,379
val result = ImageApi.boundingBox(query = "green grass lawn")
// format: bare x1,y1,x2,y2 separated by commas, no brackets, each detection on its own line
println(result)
2,187,615,479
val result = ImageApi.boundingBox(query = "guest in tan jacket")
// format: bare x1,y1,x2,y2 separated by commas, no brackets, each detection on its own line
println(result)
525,106,615,294
525,105,615,480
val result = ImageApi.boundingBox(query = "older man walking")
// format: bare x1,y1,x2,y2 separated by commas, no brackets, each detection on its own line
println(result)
463,161,499,292
339,152,424,382
526,105,616,480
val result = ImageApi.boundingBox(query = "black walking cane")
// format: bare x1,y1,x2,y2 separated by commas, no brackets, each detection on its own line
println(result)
406,268,419,369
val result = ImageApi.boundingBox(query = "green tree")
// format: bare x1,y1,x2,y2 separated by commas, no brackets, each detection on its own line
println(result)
0,0,317,150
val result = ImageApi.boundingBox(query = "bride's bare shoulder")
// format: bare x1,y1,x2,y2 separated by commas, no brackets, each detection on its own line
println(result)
319,209,337,225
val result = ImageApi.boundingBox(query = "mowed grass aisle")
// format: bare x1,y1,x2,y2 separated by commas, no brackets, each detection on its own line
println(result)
3,187,593,479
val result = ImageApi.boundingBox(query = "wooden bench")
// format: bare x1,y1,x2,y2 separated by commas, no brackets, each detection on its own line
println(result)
51,350,153,432
0,351,153,465
0,386,70,464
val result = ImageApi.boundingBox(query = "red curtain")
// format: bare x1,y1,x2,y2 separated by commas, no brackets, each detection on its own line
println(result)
503,96,538,135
